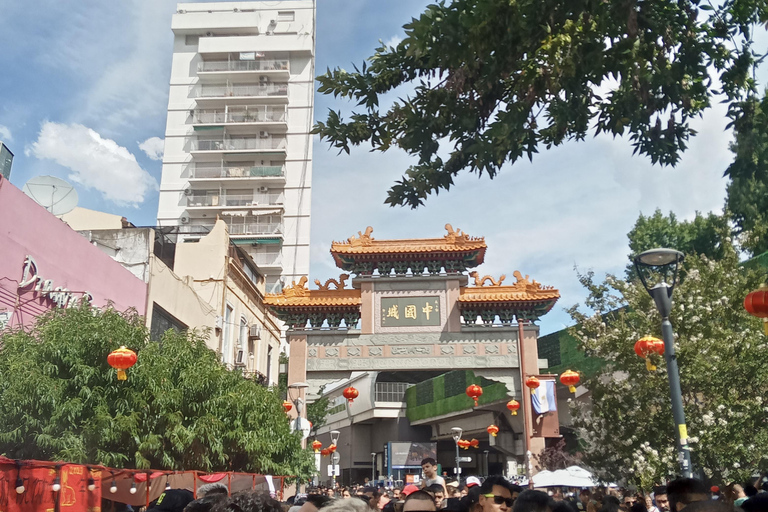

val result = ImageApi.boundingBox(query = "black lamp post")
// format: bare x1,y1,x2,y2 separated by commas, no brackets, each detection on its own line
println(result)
451,427,463,482
633,248,693,478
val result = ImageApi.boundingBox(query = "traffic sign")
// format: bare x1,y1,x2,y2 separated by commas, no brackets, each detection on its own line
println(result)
459,456,472,463
289,417,312,440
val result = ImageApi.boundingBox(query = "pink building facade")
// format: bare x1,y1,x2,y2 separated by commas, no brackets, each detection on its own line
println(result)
0,176,147,330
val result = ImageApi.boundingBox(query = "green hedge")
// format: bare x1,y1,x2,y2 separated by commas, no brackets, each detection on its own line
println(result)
405,370,509,422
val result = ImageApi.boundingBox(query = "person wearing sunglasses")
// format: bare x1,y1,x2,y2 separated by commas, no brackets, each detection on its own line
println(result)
478,476,517,512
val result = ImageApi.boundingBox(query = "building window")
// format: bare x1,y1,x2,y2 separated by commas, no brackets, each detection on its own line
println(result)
222,305,233,364
266,346,273,384
239,317,248,348
150,304,187,342
276,11,294,22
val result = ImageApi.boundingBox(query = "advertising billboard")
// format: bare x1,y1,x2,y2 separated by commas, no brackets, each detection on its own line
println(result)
387,442,437,469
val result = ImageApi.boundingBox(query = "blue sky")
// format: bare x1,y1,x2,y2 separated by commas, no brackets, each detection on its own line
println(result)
0,0,733,334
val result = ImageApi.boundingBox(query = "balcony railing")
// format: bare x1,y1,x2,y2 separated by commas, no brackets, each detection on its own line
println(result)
198,59,289,72
190,137,286,151
375,382,412,402
228,222,283,236
196,83,288,98
186,193,284,207
192,107,287,124
190,165,284,179
250,253,282,266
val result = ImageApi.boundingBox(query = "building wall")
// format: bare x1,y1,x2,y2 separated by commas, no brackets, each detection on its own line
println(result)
157,0,314,293
60,207,125,231
0,176,147,330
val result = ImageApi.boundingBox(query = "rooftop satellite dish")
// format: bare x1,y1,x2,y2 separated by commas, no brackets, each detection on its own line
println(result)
22,175,79,216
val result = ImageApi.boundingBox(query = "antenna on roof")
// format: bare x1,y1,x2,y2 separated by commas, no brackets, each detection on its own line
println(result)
22,175,79,216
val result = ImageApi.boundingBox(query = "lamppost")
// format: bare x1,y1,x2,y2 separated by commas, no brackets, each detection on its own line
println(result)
634,248,693,478
288,381,309,492
371,452,377,486
330,430,341,488
451,427,463,482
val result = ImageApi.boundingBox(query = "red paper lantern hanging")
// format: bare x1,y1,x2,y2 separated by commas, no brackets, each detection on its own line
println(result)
343,386,359,403
470,439,480,448
321,449,330,457
525,376,540,394
312,440,322,452
328,444,337,453
506,399,520,416
635,335,665,371
466,384,483,406
282,401,293,413
711,486,720,493
744,284,768,335
559,370,580,393
107,346,137,381
487,425,499,437
457,439,471,450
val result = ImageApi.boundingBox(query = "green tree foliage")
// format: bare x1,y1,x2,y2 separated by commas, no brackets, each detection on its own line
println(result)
626,209,730,277
306,386,330,435
314,0,765,207
0,305,315,478
568,248,768,487
726,93,768,257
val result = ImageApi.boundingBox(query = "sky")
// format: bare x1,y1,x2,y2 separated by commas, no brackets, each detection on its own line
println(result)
0,0,734,335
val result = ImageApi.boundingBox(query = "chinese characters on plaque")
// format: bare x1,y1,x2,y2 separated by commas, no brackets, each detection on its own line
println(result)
380,296,441,327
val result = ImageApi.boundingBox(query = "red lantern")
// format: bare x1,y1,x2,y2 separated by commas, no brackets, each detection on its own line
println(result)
328,444,337,453
321,449,330,457
745,284,768,335
312,440,322,452
282,401,293,413
457,439,471,450
525,376,540,394
466,384,483,406
487,425,499,437
506,399,520,416
470,439,480,448
635,335,664,371
343,386,359,403
107,346,137,381
711,486,720,493
559,370,580,393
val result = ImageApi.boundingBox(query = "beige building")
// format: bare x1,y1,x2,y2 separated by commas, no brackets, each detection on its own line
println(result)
74,214,280,384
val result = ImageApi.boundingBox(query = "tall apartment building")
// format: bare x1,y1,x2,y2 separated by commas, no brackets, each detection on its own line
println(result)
157,1,315,294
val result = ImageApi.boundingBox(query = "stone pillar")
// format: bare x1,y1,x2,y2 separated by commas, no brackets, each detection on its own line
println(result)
445,277,462,332
521,324,546,461
360,280,375,334
287,332,308,421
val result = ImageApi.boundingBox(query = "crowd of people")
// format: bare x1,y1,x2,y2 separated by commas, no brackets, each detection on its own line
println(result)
139,458,768,512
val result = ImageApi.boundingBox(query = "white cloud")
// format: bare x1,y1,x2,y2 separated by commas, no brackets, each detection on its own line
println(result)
29,122,157,206
139,136,164,161
0,125,12,142
384,35,403,48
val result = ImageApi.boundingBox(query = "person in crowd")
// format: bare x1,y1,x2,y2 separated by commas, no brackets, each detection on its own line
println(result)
198,484,229,498
744,485,758,500
742,494,768,512
298,494,333,512
421,459,446,493
599,496,621,512
404,491,438,512
427,484,446,509
653,487,669,512
667,479,709,512
576,490,591,512
322,499,370,512
512,490,554,512
185,493,228,512
342,489,352,499
212,491,282,512
731,484,748,508
393,489,402,501
148,489,195,512
629,502,648,512
477,475,516,512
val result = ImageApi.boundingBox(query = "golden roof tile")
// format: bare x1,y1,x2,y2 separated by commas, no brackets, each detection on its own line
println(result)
458,271,560,303
331,224,487,256
264,275,362,308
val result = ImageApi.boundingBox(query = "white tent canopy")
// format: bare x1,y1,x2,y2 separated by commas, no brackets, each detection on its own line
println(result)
531,466,607,488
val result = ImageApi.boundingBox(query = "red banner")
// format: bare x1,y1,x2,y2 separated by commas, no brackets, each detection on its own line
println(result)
0,464,101,512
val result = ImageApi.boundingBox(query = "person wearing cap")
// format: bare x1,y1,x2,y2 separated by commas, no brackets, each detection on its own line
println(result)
466,478,481,490
403,485,421,497
148,489,195,512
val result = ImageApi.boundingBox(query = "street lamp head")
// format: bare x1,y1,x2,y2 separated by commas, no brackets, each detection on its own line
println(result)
451,427,463,442
287,381,309,402
633,248,685,310
330,430,340,445
635,248,684,267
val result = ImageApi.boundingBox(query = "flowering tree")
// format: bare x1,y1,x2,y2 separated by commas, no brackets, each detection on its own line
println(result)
568,246,768,487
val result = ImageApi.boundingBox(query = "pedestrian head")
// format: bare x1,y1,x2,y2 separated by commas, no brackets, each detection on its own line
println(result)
403,490,438,512
421,459,438,479
212,491,282,512
512,490,554,512
666,479,708,512
653,487,669,512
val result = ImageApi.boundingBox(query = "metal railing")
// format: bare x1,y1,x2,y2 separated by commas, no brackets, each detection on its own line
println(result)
374,382,412,402
228,222,282,236
185,193,284,207
198,59,289,72
192,107,287,124
197,83,288,98
250,253,282,266
190,137,286,151
190,165,284,179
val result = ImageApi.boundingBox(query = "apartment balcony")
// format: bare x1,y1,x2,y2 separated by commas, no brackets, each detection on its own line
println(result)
191,106,287,128
184,192,284,209
249,252,283,268
189,136,286,154
197,59,290,81
193,83,289,103
188,164,285,184
176,222,284,240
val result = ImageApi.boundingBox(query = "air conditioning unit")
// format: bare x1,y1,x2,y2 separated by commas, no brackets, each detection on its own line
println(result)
249,325,261,339
258,186,269,193
259,131,270,138
180,214,191,224
233,7,240,12
259,76,270,84
205,31,214,37
269,19,276,25
215,316,223,329
235,349,246,366
183,188,193,196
